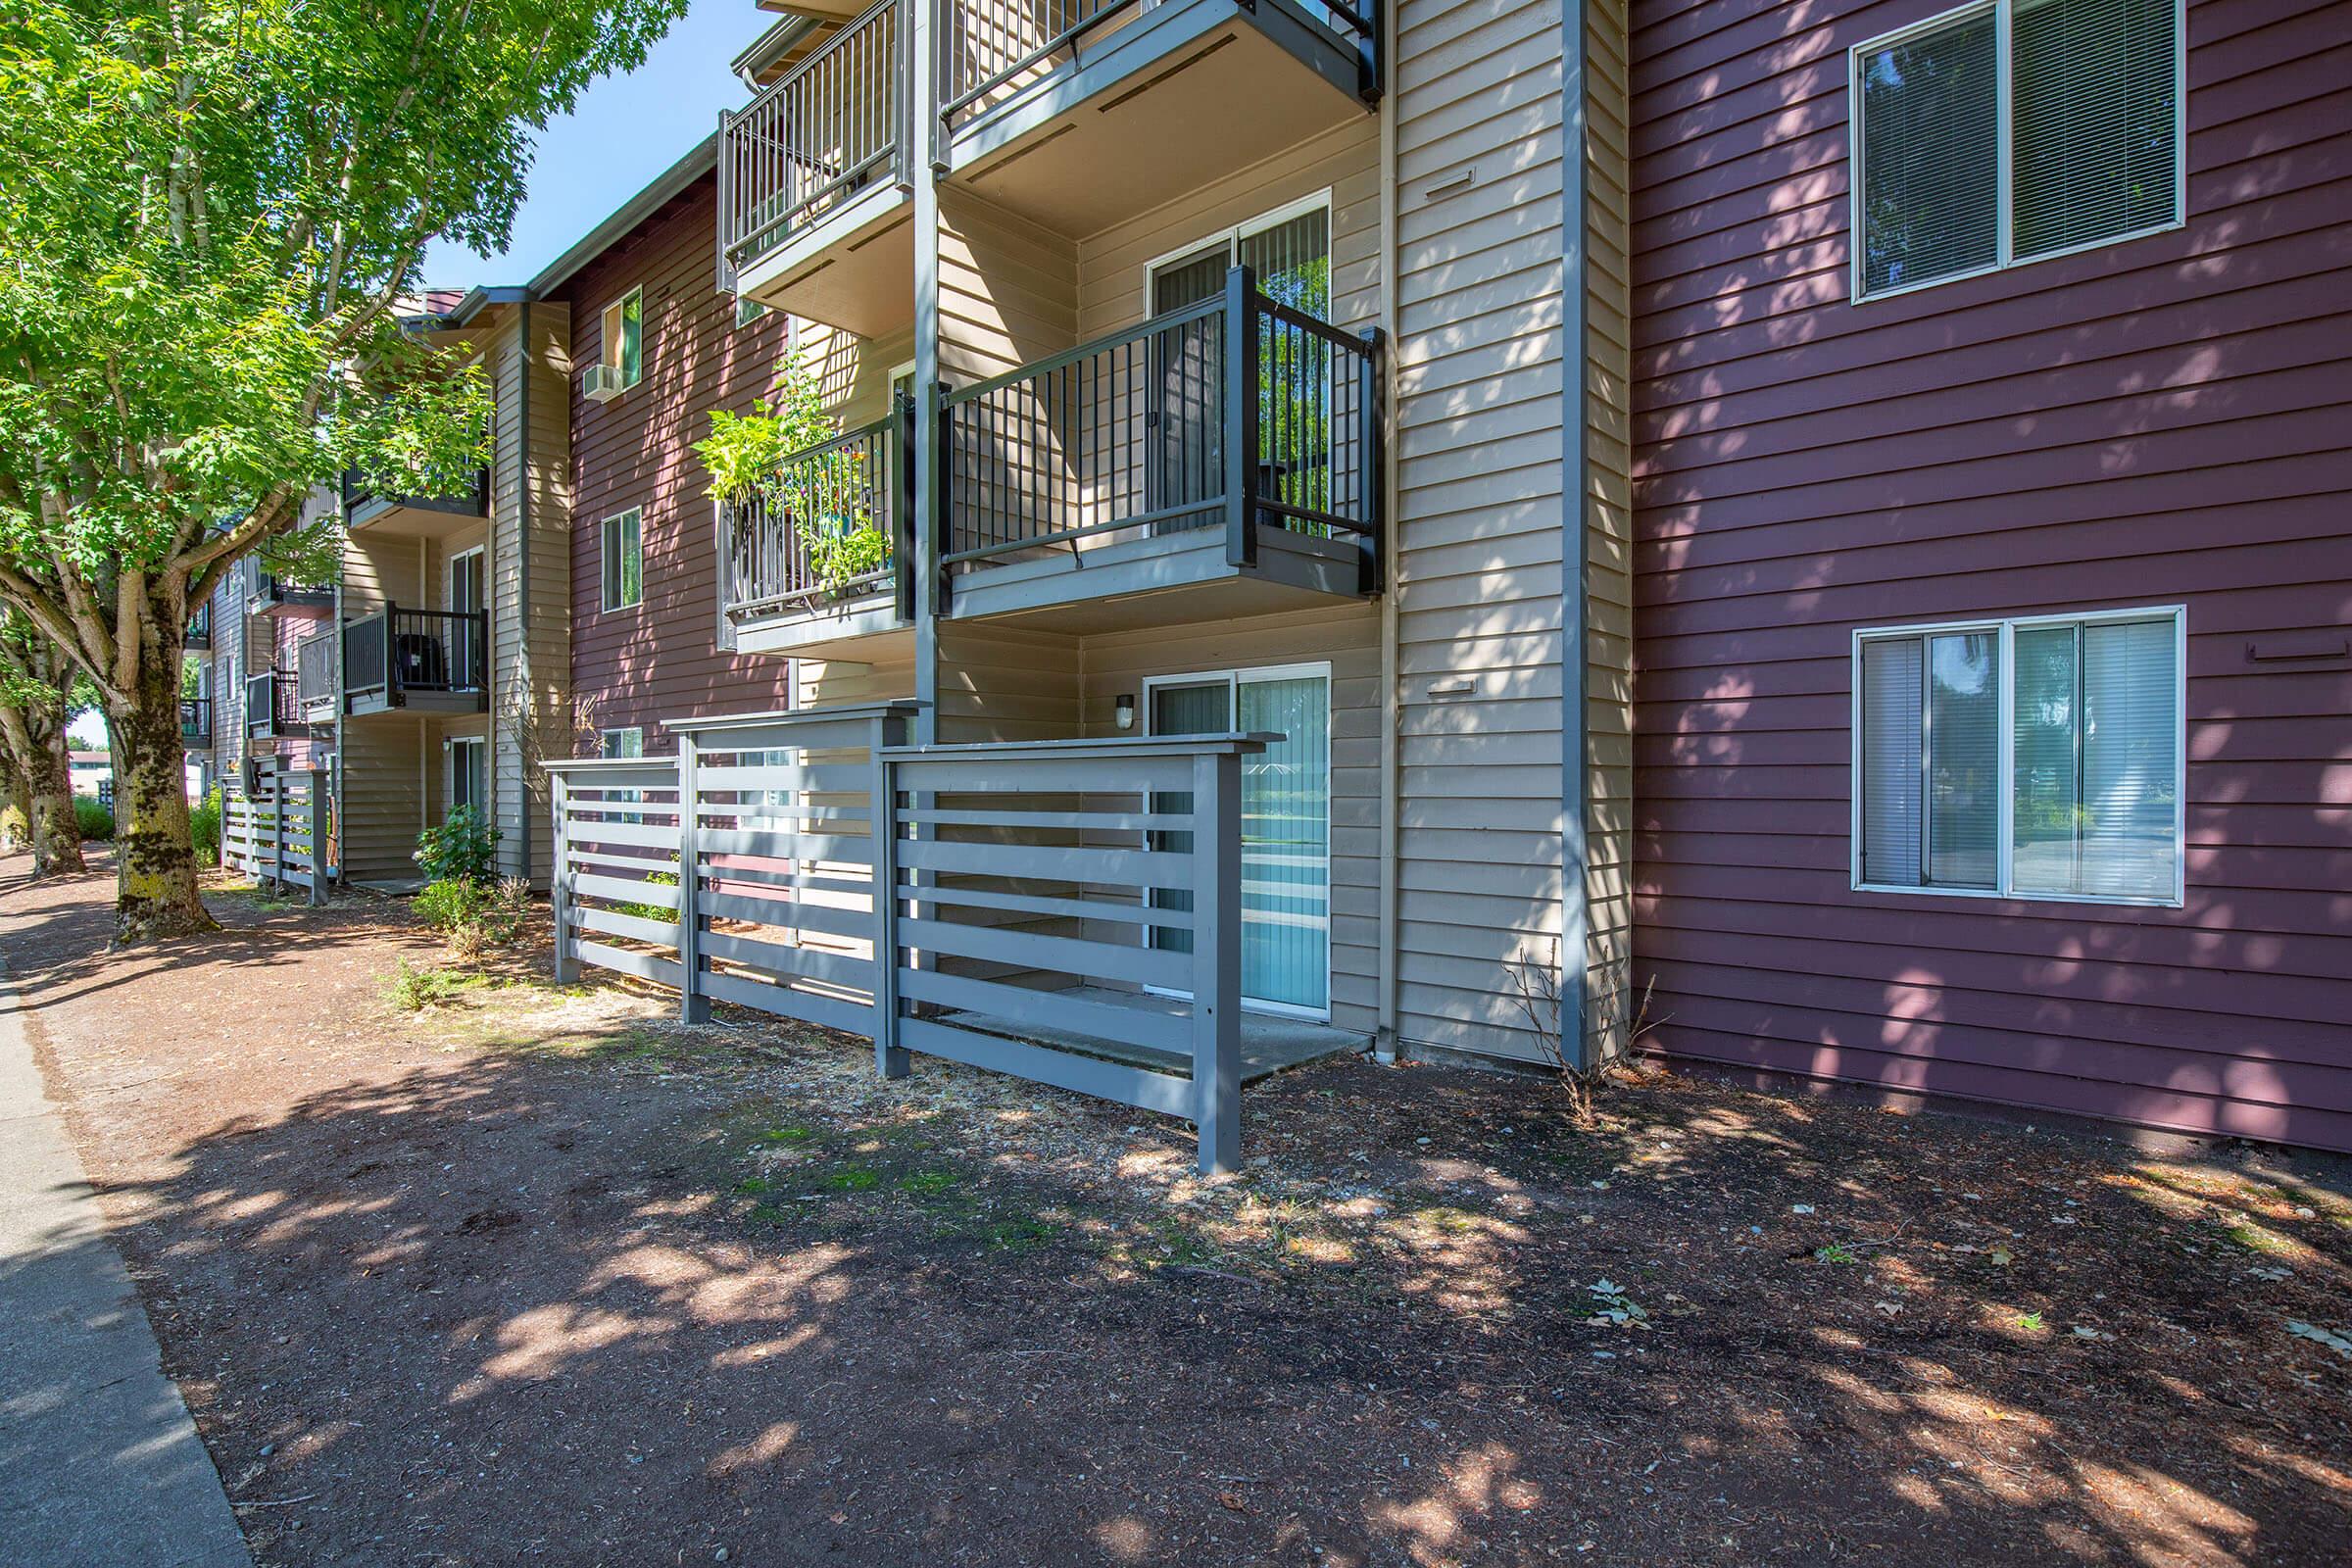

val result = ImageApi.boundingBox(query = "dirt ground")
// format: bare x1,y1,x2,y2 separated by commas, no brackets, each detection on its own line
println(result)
3,858,2348,1567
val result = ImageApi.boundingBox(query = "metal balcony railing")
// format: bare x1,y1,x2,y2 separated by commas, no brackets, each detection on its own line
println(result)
244,669,306,739
341,464,490,525
239,556,332,613
296,627,338,716
938,0,1382,129
718,0,908,277
179,698,214,748
343,605,488,710
185,601,213,650
722,397,915,624
939,265,1384,592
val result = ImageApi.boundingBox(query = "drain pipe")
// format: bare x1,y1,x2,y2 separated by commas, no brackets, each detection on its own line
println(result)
1373,0,1400,1066
515,300,534,886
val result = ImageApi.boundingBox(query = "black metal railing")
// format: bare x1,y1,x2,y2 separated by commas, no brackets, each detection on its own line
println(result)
341,464,490,524
179,698,214,748
295,627,338,715
938,0,1382,128
343,605,488,708
719,0,907,276
938,265,1383,594
244,669,306,739
722,397,915,623
186,601,213,649
240,556,332,612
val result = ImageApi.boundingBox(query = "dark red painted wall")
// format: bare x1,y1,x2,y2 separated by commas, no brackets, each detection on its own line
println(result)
557,172,796,754
1628,0,2352,1147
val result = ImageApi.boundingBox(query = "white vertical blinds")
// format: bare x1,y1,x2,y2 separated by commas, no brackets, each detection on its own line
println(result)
1857,10,2000,295
1861,638,1925,886
1859,612,2180,903
1853,0,2183,298
2012,0,2181,260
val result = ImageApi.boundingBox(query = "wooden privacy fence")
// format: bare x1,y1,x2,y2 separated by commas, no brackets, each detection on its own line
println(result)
544,708,1266,1171
221,763,331,905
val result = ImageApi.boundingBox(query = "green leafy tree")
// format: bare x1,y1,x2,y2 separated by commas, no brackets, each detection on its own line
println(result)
0,0,684,941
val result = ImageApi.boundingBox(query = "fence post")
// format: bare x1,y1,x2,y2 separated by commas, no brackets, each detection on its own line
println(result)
268,768,288,894
1223,264,1260,570
304,766,329,906
551,774,577,985
1189,746,1243,1175
869,718,908,1079
674,739,710,1023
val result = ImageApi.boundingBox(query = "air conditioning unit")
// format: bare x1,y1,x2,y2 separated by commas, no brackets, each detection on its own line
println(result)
582,363,626,403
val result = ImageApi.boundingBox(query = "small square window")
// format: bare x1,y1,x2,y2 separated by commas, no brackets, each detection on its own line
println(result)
601,287,644,391
735,296,769,328
600,727,643,760
601,509,642,611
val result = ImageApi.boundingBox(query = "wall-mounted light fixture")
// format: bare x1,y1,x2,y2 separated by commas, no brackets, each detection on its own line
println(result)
1113,694,1136,731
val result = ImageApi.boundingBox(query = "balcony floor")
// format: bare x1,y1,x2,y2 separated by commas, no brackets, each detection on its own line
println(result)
730,600,914,662
944,521,1367,633
941,985,1364,1086
347,690,488,719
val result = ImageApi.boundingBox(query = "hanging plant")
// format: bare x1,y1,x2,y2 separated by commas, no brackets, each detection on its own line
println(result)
698,350,892,598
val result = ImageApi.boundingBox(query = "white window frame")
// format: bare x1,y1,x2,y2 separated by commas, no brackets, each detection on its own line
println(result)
601,508,643,612
447,545,484,612
1140,660,1335,1021
601,285,644,391
1849,605,2187,906
734,295,769,329
1141,188,1335,310
600,727,644,760
1847,0,2188,304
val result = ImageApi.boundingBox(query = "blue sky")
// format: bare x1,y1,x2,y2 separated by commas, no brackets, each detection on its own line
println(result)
419,0,772,288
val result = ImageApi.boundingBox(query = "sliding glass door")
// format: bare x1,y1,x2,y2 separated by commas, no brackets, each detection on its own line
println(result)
1146,666,1330,1017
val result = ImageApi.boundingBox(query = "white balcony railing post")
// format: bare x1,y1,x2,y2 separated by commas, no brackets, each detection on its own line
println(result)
675,734,710,1024
1189,746,1243,1175
305,766,330,906
871,724,908,1079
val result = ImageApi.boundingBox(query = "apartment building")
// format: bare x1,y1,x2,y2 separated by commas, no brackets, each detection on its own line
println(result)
1627,0,2350,1150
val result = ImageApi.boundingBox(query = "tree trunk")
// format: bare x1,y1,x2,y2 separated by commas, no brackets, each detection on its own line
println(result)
0,748,29,854
110,636,215,941
0,703,82,876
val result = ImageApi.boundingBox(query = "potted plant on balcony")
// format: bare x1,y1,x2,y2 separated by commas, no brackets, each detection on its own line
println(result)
697,351,891,605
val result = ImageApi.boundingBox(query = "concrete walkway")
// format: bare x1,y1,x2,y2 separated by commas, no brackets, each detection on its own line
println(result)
0,969,251,1567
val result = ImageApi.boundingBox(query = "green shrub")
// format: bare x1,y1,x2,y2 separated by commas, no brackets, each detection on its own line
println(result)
415,876,490,932
188,786,222,862
74,796,114,841
380,958,485,1012
415,804,499,883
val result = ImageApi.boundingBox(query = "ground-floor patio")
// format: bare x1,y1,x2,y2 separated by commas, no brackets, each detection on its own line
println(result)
2,858,2347,1566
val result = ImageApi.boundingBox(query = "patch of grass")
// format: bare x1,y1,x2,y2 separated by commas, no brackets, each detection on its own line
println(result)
381,959,491,1012
983,1215,1057,1251
735,1177,775,1197
755,1126,816,1148
821,1165,880,1192
2224,1221,2293,1255
898,1169,959,1196
2016,1310,2045,1332
1814,1242,1859,1265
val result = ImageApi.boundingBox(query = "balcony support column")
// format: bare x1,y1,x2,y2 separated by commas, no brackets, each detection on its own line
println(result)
1222,266,1260,570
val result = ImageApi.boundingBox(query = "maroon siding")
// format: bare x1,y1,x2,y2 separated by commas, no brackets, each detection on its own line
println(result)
558,172,796,754
1628,0,2352,1147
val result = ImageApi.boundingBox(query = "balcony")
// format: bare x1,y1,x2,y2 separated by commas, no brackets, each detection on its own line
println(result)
296,627,339,725
342,605,488,717
185,601,214,650
244,669,310,741
935,0,1379,235
179,698,214,750
342,464,490,536
937,267,1383,629
241,558,332,618
720,0,913,336
721,401,916,659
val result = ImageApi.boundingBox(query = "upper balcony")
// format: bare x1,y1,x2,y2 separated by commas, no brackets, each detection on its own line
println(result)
185,600,214,650
935,0,1380,236
179,698,215,751
342,465,490,537
720,0,913,337
341,606,490,718
239,557,332,619
719,398,916,659
296,628,339,726
936,266,1383,630
244,669,310,742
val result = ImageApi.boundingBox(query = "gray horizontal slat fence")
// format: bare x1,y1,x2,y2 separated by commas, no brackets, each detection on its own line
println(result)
221,763,331,905
544,706,1269,1174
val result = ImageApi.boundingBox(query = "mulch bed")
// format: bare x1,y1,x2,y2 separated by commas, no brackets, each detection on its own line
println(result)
3,857,2347,1567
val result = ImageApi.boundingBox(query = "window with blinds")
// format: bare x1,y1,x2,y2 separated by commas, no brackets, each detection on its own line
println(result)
1854,609,2181,903
1852,0,2183,299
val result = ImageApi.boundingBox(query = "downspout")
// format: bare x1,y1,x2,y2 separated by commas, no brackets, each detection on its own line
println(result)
1560,0,1592,1070
515,301,534,885
331,563,346,884
1374,0,1399,1065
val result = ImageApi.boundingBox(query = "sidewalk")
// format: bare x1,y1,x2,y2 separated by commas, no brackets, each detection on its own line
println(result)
0,961,250,1568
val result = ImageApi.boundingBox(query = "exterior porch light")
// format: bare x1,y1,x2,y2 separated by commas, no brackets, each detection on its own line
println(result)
1113,694,1136,731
